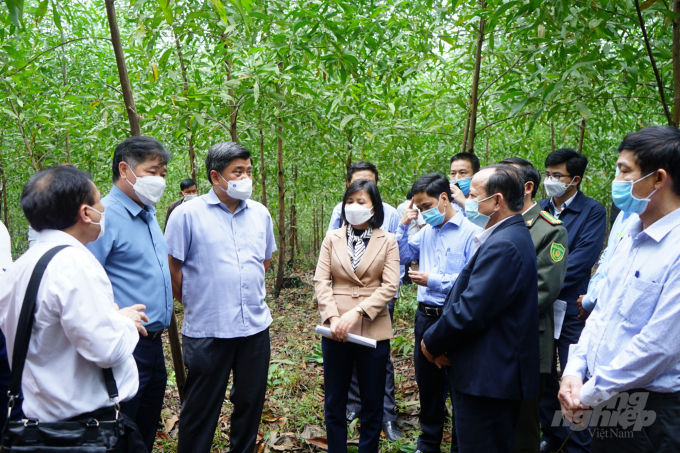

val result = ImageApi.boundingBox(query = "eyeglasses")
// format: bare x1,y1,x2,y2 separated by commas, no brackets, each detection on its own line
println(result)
545,172,572,180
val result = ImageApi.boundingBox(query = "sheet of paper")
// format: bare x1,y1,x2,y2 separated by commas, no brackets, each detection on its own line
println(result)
315,325,377,348
553,299,567,340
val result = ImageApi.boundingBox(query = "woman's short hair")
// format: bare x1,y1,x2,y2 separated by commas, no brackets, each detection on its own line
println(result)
340,180,384,229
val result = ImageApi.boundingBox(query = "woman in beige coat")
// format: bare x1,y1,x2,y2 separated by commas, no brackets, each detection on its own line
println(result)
314,180,400,453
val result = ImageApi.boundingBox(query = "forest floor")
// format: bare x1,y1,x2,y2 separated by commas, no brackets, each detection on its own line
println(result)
152,261,454,453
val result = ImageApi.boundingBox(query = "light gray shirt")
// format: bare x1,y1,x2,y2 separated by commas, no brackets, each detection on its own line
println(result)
165,189,277,338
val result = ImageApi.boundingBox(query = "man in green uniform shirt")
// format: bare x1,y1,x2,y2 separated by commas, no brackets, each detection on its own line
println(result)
502,158,569,453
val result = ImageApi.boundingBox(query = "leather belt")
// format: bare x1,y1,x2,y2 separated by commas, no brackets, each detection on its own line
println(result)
332,287,380,298
141,330,164,341
418,303,443,317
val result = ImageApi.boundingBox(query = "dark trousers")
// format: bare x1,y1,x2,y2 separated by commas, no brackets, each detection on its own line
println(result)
178,329,270,453
512,374,547,453
322,336,389,453
453,389,521,453
121,333,167,452
539,310,592,453
415,309,456,453
346,300,397,422
590,391,680,453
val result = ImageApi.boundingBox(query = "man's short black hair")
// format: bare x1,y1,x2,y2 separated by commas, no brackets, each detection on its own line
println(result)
618,126,680,196
544,148,587,186
483,164,525,212
21,166,96,232
450,152,481,174
205,142,252,181
406,188,415,199
112,136,172,182
411,173,452,202
500,157,540,198
341,180,385,229
180,178,197,191
346,161,379,184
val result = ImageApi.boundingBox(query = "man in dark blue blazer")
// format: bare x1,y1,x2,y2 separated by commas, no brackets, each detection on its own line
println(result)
538,149,606,453
421,164,539,453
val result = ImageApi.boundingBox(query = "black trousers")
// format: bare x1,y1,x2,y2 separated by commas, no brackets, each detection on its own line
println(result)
453,389,521,453
414,309,456,453
322,336,389,453
121,333,167,452
539,310,591,453
512,374,547,453
346,300,397,422
590,390,680,453
178,329,271,453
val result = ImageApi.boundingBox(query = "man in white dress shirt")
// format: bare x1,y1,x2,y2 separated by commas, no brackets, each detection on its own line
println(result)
0,165,147,423
560,126,680,452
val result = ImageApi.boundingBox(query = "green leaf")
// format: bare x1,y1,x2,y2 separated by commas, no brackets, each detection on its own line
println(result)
5,0,24,28
194,113,205,126
574,103,592,120
51,0,62,31
35,0,48,22
526,106,544,135
211,0,229,25
640,0,662,9
509,98,528,117
253,81,259,104
340,114,356,130
157,0,173,26
388,102,395,116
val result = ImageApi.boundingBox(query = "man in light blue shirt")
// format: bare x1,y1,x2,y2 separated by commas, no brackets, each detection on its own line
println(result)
166,142,276,453
87,136,173,451
577,210,639,317
560,126,680,451
397,173,480,453
326,161,402,439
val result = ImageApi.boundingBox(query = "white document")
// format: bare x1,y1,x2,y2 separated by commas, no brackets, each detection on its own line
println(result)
315,325,377,348
553,299,567,340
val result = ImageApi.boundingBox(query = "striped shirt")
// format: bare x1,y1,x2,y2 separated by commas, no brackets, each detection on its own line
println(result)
396,211,481,306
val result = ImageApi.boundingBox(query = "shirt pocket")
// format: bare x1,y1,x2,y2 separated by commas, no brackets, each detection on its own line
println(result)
618,277,663,326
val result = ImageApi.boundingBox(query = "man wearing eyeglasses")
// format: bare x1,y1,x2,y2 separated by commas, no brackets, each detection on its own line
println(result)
538,148,606,453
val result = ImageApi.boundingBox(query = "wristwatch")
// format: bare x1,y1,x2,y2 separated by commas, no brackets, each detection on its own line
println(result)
355,306,367,317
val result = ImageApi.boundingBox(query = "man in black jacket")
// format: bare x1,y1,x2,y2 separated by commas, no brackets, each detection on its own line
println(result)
421,164,539,453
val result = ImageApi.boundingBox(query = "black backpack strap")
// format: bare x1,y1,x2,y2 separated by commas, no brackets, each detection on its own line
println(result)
8,245,70,400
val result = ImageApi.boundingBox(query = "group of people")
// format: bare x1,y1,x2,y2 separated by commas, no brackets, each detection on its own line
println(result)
0,125,677,453
313,125,680,453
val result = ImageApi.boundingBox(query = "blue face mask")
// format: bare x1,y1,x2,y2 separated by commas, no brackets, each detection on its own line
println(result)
464,194,496,228
612,172,657,215
422,197,445,227
452,177,471,196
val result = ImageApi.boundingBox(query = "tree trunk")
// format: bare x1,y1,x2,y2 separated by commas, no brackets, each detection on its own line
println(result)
60,28,71,163
673,0,680,126
6,95,38,172
226,58,238,142
0,149,6,227
346,129,353,170
175,33,197,181
485,128,490,165
551,119,556,152
275,101,286,296
578,118,587,154
461,115,470,153
105,0,141,136
634,0,672,125
259,121,267,207
466,0,486,152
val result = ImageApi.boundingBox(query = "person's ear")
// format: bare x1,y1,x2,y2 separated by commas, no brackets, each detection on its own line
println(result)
79,205,93,225
572,175,582,186
118,161,129,180
494,194,503,211
210,170,219,185
526,182,534,196
653,169,666,189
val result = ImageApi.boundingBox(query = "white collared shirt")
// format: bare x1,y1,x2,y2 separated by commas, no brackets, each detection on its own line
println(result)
473,216,512,252
0,230,139,422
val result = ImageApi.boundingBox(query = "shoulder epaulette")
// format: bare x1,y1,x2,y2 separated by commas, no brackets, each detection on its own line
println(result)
539,211,563,226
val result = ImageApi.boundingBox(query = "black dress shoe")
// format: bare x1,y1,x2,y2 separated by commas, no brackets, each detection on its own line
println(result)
382,421,402,441
346,411,360,422
539,438,563,453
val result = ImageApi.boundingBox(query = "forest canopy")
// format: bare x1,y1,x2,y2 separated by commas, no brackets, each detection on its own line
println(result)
1,0,677,269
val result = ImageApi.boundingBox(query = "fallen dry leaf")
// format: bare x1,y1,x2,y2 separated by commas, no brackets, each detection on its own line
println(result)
164,414,179,434
304,437,328,450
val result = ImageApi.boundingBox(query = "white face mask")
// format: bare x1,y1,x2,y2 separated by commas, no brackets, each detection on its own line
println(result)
344,203,374,226
219,174,252,200
544,176,576,198
87,206,105,241
183,193,198,202
126,166,166,205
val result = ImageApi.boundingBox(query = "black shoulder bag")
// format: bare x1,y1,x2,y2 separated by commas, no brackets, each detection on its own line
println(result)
1,245,128,452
